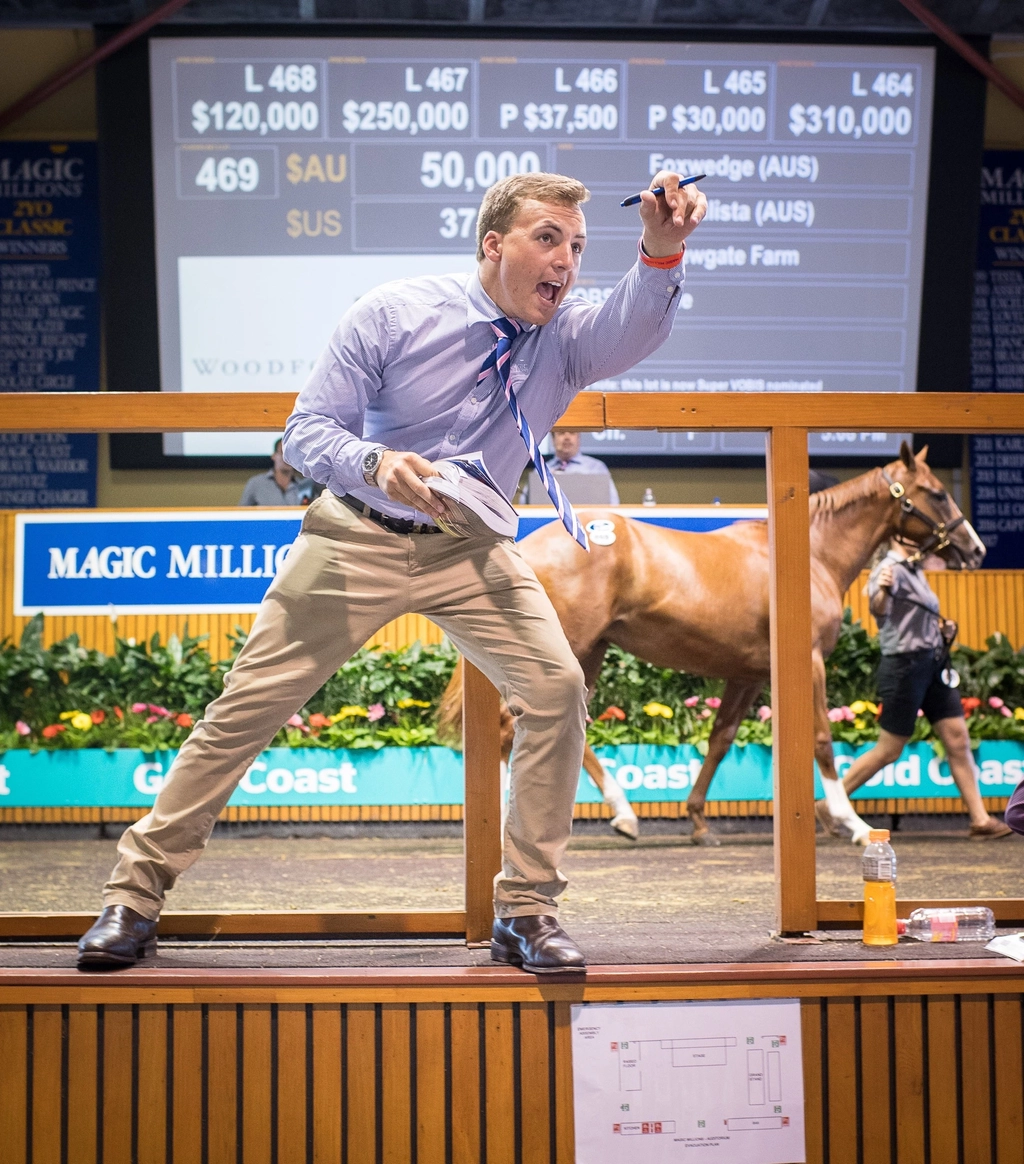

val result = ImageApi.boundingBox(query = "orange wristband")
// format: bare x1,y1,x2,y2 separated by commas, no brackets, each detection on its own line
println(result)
640,248,684,269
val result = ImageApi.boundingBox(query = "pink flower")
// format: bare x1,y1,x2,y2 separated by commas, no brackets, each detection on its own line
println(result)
989,696,1005,709
705,696,722,709
286,714,304,727
684,696,700,707
15,720,30,736
367,703,386,722
146,715,159,724
758,706,772,722
699,708,712,719
841,706,855,722
131,702,147,713
148,704,171,718
827,708,843,722
917,709,924,717
1001,707,1013,718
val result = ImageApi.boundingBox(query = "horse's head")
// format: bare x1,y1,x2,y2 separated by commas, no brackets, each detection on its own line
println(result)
882,441,985,570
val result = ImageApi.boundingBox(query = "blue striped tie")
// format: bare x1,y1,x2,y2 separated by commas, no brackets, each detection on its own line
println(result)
478,317,589,551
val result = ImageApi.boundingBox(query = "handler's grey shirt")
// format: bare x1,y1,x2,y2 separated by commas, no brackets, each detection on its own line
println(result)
868,552,943,655
283,252,683,523
239,470,311,507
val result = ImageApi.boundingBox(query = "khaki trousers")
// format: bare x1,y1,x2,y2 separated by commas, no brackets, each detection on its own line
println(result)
105,492,587,920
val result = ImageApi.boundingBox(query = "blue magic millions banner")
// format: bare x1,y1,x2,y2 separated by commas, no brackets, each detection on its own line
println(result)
969,149,1024,568
0,142,100,507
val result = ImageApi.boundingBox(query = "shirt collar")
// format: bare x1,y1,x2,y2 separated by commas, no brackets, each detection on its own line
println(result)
465,268,537,333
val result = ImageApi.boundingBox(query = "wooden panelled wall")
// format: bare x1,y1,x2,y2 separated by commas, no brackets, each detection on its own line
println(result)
2,977,1024,1164
2,511,1022,657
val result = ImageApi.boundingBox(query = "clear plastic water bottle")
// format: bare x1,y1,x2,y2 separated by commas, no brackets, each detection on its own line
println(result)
862,828,897,946
897,907,996,943
641,488,656,507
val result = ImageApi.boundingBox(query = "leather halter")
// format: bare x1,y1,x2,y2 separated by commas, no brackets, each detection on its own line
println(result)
880,468,966,566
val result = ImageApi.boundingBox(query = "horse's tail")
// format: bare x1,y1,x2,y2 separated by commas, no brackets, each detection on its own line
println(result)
436,657,467,749
436,656,515,759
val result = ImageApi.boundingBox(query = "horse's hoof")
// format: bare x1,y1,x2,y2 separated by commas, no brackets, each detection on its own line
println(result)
690,830,721,847
814,799,844,838
611,814,639,840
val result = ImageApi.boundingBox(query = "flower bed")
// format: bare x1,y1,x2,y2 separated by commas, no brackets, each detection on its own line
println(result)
2,612,1024,753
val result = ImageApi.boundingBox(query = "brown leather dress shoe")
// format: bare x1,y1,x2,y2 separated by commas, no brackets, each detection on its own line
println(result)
490,915,586,973
77,905,159,970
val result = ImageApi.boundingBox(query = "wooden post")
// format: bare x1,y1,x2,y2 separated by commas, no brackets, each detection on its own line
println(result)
766,426,818,934
462,660,503,943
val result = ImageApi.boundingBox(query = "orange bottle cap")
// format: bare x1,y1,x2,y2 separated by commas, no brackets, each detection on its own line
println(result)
868,829,890,842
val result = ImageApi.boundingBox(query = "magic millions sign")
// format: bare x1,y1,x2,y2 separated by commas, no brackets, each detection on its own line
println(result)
15,510,303,614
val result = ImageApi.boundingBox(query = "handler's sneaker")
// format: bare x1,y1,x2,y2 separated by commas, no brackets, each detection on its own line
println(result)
970,819,1012,840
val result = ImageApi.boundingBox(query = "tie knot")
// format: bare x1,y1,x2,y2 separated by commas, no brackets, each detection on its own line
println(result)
490,316,522,342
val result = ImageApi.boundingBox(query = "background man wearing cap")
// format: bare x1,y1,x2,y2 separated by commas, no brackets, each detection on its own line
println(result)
78,169,706,974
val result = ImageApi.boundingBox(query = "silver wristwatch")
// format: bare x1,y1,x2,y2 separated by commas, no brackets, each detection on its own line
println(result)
361,445,390,486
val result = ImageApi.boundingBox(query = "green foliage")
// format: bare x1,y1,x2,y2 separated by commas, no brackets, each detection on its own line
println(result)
3,614,1024,755
824,609,880,708
952,633,1024,705
590,645,724,721
303,640,458,716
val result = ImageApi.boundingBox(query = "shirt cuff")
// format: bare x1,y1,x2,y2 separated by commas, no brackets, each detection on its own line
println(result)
635,240,685,291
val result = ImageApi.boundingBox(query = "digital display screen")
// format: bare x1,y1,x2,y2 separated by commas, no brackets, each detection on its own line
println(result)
149,37,934,458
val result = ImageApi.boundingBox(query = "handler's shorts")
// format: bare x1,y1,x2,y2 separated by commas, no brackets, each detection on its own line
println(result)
876,648,963,738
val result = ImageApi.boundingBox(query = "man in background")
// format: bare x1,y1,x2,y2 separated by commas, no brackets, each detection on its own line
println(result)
239,437,316,506
526,430,619,504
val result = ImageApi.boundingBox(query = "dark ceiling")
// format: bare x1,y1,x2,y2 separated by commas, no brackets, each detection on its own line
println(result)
0,0,1021,35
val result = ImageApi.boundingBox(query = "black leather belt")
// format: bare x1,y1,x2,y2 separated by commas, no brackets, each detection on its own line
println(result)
339,493,443,535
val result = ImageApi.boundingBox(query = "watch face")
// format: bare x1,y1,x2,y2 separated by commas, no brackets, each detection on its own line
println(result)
363,450,379,471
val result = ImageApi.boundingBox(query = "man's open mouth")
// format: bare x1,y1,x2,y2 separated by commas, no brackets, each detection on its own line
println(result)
536,280,562,304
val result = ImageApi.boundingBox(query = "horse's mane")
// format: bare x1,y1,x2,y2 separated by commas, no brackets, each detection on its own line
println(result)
810,467,884,520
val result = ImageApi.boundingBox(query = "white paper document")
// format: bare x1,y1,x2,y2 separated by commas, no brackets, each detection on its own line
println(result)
571,999,805,1164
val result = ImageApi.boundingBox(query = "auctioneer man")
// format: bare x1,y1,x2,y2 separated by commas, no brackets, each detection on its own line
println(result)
78,170,706,973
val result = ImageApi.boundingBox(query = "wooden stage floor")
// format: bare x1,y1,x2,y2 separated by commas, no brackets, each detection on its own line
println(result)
2,824,1022,969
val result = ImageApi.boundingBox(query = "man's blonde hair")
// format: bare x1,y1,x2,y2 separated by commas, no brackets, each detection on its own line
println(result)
476,172,590,261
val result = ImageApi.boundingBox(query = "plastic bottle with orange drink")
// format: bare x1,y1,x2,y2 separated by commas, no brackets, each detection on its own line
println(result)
862,828,898,946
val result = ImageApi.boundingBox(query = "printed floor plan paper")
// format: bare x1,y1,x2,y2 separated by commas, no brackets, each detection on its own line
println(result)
571,999,805,1163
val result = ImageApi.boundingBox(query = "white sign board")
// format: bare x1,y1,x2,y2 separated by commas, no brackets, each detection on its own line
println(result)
571,999,805,1164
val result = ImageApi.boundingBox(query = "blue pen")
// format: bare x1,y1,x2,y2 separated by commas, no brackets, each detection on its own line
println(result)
620,174,706,207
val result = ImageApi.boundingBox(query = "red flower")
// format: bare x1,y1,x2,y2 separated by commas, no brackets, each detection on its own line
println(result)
175,713,193,728
90,709,106,724
597,706,627,722
41,724,66,739
113,706,124,720
961,697,982,713
308,713,330,728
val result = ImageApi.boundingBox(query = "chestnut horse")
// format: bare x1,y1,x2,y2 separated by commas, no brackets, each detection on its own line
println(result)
438,444,985,842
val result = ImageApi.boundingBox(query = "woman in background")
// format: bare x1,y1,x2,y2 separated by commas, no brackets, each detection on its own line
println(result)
838,538,1011,841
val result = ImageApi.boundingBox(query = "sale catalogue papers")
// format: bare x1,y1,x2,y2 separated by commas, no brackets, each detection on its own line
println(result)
427,452,518,538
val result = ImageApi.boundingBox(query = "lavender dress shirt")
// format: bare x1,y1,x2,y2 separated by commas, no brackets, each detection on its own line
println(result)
282,252,683,523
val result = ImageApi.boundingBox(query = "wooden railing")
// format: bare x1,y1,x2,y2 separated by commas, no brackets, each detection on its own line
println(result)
1,390,1022,937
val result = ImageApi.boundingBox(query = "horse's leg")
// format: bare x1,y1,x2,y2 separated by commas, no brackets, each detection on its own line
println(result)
811,650,872,844
582,743,639,839
686,680,763,846
573,640,640,838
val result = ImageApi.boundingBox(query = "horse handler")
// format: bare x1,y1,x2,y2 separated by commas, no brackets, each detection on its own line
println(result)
78,170,706,972
836,538,1010,840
